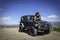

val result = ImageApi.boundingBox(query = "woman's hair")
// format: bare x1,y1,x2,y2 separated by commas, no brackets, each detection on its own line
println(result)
35,12,40,16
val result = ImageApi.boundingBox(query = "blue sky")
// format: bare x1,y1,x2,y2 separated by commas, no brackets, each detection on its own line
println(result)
0,0,60,25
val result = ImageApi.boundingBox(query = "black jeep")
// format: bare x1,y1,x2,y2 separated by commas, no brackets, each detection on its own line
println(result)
19,15,52,36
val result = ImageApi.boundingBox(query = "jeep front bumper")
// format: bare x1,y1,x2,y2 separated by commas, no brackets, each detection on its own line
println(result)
38,27,49,30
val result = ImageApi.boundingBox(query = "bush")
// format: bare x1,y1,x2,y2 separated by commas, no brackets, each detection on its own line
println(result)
53,27,60,32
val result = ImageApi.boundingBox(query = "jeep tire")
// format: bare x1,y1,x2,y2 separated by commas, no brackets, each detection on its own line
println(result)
44,29,50,34
29,26,37,36
19,25,24,32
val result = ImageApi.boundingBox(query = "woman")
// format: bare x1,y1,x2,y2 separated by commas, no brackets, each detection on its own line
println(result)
34,12,41,22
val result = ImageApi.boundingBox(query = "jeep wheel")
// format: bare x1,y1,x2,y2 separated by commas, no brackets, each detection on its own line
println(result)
29,26,37,36
19,25,23,32
44,29,50,34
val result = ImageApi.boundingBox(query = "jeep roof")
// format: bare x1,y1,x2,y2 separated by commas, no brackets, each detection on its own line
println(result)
21,15,34,17
21,15,34,20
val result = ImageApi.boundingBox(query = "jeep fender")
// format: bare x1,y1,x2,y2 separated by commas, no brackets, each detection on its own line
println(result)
20,23,24,27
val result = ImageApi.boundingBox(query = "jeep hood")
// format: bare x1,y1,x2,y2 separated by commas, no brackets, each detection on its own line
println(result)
39,21,50,25
28,20,50,25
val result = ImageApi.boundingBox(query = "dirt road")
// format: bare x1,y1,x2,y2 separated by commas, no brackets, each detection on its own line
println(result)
0,28,60,40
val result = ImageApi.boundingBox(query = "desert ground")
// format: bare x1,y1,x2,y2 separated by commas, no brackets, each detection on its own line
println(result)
0,28,60,40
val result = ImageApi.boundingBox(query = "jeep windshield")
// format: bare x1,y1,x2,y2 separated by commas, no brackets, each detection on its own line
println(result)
28,16,34,20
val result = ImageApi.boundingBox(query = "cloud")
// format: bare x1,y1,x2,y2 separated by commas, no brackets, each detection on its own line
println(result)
0,8,3,10
48,15,58,19
41,16,45,20
0,16,11,25
0,16,10,20
41,16,49,21
41,15,58,22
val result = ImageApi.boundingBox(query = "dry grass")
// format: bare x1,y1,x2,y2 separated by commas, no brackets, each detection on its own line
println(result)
0,28,60,40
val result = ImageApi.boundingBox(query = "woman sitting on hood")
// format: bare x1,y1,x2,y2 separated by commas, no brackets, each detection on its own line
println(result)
34,12,41,22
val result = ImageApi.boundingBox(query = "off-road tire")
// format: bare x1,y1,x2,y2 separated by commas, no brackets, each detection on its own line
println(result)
29,26,37,36
44,29,50,34
19,25,24,32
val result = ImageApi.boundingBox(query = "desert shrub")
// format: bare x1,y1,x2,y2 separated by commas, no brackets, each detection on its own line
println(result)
53,27,60,32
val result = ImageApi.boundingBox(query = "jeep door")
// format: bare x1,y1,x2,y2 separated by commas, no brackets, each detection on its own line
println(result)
22,16,28,26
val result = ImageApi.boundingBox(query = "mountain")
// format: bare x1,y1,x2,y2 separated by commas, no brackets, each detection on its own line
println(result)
0,22,60,28
50,22,60,27
0,24,19,28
